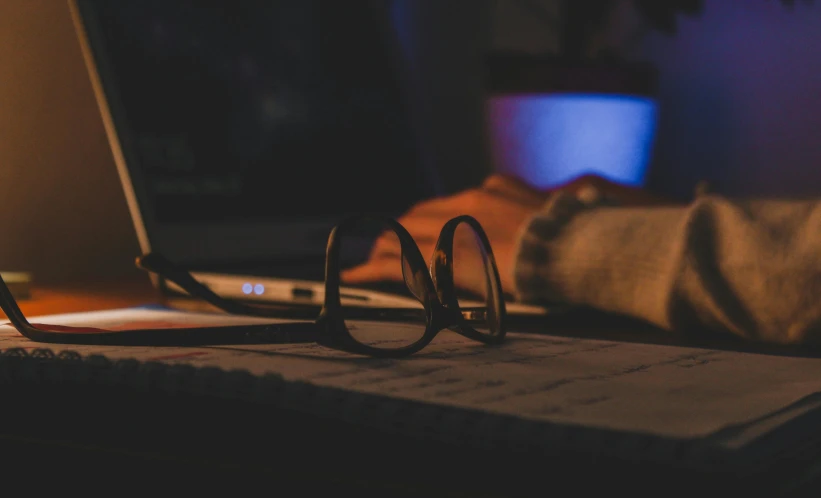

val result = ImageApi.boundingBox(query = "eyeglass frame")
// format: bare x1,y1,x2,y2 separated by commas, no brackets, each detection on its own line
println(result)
0,215,507,358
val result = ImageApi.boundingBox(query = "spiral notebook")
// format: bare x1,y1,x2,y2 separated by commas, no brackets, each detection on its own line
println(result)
4,306,821,477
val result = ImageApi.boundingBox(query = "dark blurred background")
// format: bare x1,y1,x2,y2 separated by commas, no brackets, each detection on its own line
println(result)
1,0,819,283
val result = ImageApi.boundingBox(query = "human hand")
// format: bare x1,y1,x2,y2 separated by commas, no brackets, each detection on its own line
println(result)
341,173,669,297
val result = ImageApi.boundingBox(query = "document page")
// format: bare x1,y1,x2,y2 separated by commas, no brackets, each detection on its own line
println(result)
3,307,821,442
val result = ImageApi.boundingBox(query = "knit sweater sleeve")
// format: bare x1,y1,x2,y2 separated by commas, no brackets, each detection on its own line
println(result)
513,192,821,345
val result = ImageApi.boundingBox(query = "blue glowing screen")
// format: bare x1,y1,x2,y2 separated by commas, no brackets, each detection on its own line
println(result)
487,93,658,189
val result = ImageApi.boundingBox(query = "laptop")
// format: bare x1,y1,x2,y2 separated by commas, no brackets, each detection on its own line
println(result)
68,0,548,316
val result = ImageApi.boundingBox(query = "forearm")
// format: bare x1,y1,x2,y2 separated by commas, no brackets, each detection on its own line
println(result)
514,193,821,344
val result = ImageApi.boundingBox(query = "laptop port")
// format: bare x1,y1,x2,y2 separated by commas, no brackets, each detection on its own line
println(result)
291,287,315,300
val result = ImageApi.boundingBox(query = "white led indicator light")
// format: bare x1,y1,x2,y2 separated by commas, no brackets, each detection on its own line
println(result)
242,283,253,295
253,284,265,295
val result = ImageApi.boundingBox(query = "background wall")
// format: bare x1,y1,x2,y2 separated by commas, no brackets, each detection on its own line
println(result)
489,0,821,199
0,0,140,283
630,0,821,199
2,0,820,282
390,0,494,194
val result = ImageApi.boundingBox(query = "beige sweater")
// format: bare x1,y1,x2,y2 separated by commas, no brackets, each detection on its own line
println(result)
513,192,821,345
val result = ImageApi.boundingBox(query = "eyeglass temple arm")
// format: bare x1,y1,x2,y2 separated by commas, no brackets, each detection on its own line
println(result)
0,274,34,331
135,253,276,318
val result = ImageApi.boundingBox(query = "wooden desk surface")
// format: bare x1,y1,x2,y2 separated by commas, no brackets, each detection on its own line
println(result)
13,276,821,361
16,276,161,317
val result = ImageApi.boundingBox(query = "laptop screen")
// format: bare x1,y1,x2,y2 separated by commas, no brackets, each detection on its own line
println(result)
72,0,437,268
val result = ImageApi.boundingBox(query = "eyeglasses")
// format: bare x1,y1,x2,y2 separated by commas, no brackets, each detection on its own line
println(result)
0,215,506,358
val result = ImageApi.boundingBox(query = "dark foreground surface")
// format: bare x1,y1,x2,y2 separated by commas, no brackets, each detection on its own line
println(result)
2,382,820,498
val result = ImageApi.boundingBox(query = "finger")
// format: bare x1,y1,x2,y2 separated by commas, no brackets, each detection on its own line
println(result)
557,174,673,206
341,257,404,284
402,183,523,218
400,192,477,217
367,230,403,259
482,174,547,206
482,173,525,191
395,216,447,246
365,232,435,273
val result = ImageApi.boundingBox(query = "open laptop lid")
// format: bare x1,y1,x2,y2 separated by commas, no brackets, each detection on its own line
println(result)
69,0,439,277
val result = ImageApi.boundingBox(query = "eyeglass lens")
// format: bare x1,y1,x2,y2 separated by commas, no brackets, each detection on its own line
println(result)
339,220,428,350
447,222,500,337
